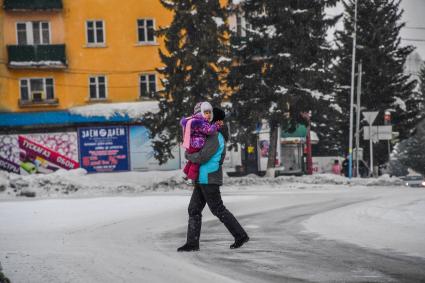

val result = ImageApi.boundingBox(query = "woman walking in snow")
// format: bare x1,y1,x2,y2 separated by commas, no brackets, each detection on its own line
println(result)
177,106,249,252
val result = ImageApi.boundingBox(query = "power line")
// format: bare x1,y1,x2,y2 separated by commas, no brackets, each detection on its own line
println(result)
402,38,425,42
405,26,425,30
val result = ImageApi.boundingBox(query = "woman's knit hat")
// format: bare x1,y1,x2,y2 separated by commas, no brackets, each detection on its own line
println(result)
212,107,225,122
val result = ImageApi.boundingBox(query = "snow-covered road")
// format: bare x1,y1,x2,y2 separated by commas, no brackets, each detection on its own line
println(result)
1,186,425,282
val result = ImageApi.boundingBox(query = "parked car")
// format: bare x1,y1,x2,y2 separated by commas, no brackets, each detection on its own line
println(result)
401,175,425,187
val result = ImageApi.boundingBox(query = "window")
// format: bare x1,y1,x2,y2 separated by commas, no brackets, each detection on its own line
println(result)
139,74,156,97
137,19,155,43
89,76,107,100
16,22,50,45
19,78,55,102
86,20,105,45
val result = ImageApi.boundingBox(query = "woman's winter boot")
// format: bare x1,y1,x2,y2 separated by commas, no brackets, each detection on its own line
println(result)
230,235,249,249
177,243,200,252
177,215,201,252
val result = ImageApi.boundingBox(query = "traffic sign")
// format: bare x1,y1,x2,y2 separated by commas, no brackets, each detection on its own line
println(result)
363,125,393,140
362,111,379,125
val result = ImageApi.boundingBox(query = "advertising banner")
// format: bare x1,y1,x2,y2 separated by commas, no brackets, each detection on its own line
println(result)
129,126,180,171
0,132,79,174
78,126,130,173
256,121,281,172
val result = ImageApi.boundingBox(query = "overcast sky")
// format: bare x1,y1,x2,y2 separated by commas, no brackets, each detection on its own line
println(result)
399,0,425,59
327,0,425,59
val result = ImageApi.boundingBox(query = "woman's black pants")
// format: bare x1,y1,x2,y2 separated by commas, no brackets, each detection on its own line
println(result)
185,184,248,245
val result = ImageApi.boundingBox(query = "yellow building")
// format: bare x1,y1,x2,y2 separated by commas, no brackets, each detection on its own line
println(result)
0,0,172,113
0,0,8,111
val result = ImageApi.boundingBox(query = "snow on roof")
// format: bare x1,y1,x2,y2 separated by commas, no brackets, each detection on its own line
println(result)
9,61,65,67
69,101,159,120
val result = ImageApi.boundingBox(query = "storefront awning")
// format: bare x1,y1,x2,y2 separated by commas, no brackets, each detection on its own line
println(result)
281,124,307,138
0,111,132,128
0,101,159,129
281,124,319,144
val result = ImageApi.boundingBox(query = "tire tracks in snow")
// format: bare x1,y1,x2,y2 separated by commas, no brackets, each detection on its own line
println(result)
160,197,425,282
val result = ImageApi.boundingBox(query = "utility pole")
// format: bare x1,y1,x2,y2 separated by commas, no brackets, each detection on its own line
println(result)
384,110,392,170
369,123,373,176
348,0,359,179
306,112,312,175
363,111,378,178
355,62,362,177
300,112,313,175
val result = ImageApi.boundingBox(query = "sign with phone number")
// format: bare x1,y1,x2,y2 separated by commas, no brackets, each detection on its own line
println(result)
78,126,130,173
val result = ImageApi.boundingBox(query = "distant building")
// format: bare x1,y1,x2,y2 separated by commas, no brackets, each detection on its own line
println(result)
0,0,228,174
0,0,172,115
405,51,423,80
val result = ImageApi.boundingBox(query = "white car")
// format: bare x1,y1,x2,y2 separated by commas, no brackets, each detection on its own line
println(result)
401,175,425,187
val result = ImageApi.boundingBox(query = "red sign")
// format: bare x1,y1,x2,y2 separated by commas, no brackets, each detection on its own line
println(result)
18,136,79,170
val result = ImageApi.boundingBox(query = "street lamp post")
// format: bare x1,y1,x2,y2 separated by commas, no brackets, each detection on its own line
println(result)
348,0,359,179
384,110,392,162
355,62,362,177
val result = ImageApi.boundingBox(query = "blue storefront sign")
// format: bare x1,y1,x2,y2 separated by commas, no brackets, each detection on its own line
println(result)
78,126,130,173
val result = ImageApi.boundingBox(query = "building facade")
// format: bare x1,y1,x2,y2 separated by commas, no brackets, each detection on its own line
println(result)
0,0,235,175
0,0,172,113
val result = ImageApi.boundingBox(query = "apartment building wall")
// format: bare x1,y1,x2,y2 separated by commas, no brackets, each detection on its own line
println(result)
0,0,172,112
0,0,9,111
0,0,231,114
62,0,172,107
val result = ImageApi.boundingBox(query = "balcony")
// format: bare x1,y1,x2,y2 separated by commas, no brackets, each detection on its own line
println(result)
19,98,59,108
7,44,67,69
3,0,63,11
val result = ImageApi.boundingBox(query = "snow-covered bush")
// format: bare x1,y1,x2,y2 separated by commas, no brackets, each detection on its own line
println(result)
390,119,425,176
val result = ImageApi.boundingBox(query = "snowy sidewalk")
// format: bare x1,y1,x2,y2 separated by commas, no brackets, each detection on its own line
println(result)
303,190,425,259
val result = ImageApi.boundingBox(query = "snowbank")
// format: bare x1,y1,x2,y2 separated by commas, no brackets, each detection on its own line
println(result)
69,101,159,119
0,169,404,200
0,169,190,199
224,173,403,187
303,193,425,258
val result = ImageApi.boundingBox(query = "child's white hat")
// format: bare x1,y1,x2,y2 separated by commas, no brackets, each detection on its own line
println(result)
201,102,213,113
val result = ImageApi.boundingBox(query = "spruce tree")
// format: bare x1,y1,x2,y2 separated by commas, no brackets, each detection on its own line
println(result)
334,0,419,166
143,0,230,164
390,118,425,175
389,64,425,176
228,0,339,169
418,63,425,111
